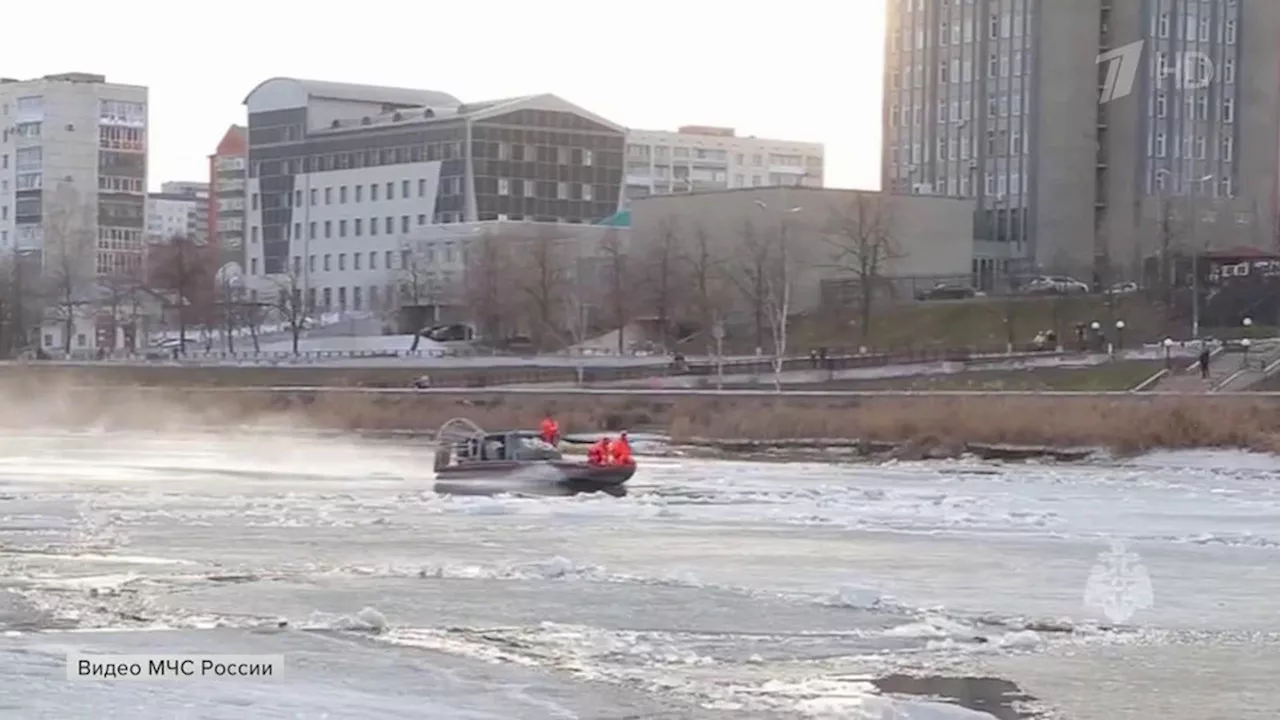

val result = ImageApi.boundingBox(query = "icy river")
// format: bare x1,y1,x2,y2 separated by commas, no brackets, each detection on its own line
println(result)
1,431,1279,719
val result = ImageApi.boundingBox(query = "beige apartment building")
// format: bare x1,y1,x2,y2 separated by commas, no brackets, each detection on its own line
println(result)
882,0,1280,291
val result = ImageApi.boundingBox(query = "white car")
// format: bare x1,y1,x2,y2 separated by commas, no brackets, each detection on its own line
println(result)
1024,276,1091,295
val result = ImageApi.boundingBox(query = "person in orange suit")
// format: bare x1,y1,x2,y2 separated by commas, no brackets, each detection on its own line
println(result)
539,415,560,446
586,437,608,465
610,431,633,466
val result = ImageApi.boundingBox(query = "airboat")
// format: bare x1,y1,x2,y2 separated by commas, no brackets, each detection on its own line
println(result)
432,417,637,487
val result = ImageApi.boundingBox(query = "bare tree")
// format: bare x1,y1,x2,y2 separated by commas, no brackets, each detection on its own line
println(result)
463,231,516,343
756,219,805,391
822,194,904,343
687,226,733,364
518,229,569,351
727,221,773,352
272,269,308,355
148,234,216,355
95,270,146,355
43,184,97,356
598,230,631,354
639,219,684,350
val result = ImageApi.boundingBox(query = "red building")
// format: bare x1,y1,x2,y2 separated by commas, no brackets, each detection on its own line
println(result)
208,125,248,279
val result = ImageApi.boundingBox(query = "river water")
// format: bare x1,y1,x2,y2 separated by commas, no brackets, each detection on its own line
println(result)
1,432,1278,719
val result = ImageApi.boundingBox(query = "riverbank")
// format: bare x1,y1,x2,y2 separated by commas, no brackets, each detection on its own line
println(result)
3,384,1277,456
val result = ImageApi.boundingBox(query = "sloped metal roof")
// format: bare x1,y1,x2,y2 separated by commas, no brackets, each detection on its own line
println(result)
242,77,460,108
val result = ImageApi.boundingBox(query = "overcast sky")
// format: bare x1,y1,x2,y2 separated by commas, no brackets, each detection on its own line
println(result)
5,0,882,192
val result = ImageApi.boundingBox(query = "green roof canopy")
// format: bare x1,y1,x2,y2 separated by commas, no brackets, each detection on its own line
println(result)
595,209,631,227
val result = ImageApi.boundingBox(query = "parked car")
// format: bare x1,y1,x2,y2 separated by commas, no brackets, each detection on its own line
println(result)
916,283,983,301
1106,281,1140,295
1023,276,1091,295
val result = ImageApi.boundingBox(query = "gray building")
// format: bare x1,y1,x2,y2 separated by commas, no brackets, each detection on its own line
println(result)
628,186,975,315
240,78,626,310
0,72,148,279
882,0,1280,291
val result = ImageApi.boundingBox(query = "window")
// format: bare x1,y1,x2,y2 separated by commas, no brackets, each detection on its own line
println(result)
583,150,593,166
1225,18,1236,44
401,216,409,234
1223,98,1235,123
402,180,410,197
324,254,331,271
1220,176,1232,197
354,218,363,236
309,255,316,272
582,184,593,201
338,254,346,271
386,182,394,199
339,220,347,238
1155,132,1167,157
339,186,347,203
497,178,510,195
1224,58,1235,84
371,184,379,201
15,147,41,172
295,190,303,206
250,259,258,275
354,185,363,202
324,220,332,238
385,217,393,234
251,226,259,243
418,179,426,196
354,253,362,271
310,189,317,205
939,61,950,84
1222,136,1234,162
1158,12,1169,37
309,221,317,239
370,218,378,236
251,193,259,210
557,182,569,200
418,214,426,225
1195,136,1206,159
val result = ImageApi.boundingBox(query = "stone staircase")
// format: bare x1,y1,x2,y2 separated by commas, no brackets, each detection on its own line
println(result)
1152,340,1280,393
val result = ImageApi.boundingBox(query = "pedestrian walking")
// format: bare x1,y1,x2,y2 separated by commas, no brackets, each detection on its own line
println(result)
1198,347,1211,379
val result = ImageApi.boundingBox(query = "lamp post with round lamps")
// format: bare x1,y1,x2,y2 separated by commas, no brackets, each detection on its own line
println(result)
1242,337,1252,370
1114,320,1126,353
1163,337,1175,370
1090,321,1102,352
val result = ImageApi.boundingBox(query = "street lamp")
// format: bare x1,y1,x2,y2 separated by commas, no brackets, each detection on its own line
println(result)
1242,337,1252,369
1115,320,1126,351
1163,337,1174,369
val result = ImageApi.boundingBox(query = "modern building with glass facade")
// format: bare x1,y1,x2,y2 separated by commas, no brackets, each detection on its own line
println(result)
882,0,1279,290
240,78,626,310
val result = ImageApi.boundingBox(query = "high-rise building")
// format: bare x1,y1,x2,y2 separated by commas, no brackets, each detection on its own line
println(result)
240,77,626,310
145,182,208,245
0,72,148,278
881,0,1280,290
623,126,824,205
208,125,247,280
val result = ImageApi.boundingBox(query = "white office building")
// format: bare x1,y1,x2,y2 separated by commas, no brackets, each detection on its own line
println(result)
145,182,207,244
0,72,148,278
623,125,824,204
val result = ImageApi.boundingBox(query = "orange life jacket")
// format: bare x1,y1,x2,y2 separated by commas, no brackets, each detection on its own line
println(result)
586,441,605,464
540,418,559,443
611,438,632,465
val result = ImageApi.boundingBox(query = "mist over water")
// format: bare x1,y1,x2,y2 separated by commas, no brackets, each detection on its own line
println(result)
1,430,1278,718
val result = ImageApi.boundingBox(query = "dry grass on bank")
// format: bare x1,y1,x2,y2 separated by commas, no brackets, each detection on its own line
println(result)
2,384,1280,455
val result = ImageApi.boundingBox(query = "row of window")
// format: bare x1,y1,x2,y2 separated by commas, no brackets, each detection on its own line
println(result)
1149,171,1234,197
251,213,434,244
96,250,143,276
889,7,1028,51
890,50,1030,92
889,128,1027,168
285,284,439,315
100,100,145,128
286,245,462,276
889,90,1027,128
99,126,145,152
100,175,145,193
254,178,433,211
1150,91,1235,122
251,142,465,178
1149,133,1235,162
624,145,818,169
